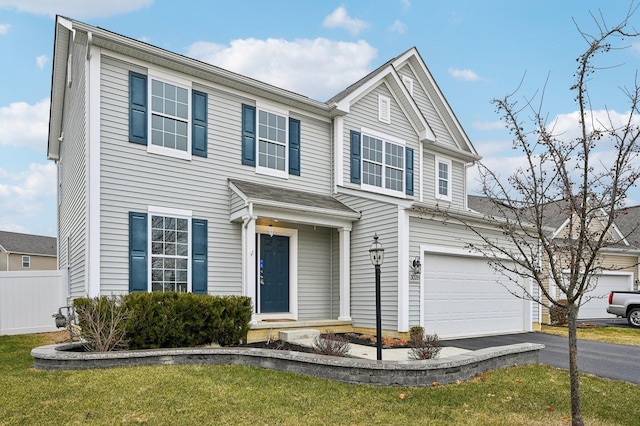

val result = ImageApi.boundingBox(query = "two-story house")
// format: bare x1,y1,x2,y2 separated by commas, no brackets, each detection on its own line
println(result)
47,16,535,341
0,231,57,271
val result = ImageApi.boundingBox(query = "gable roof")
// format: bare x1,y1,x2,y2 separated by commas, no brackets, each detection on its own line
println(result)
468,195,640,250
0,231,57,256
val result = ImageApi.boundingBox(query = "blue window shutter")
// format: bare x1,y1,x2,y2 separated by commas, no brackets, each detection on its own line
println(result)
129,71,147,145
350,130,361,184
192,218,208,294
288,117,301,176
192,90,208,157
129,211,148,292
406,147,414,196
241,104,256,166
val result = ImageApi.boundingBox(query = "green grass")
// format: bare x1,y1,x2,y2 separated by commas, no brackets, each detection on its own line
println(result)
541,324,640,346
1,332,639,425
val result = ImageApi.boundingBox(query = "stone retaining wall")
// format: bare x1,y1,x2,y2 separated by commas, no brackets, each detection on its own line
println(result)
32,343,543,387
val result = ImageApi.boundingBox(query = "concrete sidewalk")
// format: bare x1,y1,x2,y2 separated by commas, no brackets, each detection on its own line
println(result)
290,336,470,361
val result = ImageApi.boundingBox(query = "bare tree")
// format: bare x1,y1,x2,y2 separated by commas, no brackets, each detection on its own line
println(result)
443,6,640,426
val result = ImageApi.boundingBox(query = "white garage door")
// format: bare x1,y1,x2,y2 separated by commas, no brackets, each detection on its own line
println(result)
578,274,632,319
423,253,529,339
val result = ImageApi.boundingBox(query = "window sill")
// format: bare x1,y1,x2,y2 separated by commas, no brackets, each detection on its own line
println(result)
256,166,289,180
147,145,192,161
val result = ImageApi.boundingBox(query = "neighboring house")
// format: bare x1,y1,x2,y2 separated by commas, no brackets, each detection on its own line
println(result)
468,195,640,321
0,231,57,271
47,16,536,341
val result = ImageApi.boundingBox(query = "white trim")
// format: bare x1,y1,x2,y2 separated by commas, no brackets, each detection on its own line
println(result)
378,94,391,124
255,225,298,320
147,206,193,293
334,116,344,190
361,127,405,146
147,71,193,160
87,46,101,298
435,156,452,202
397,206,410,332
148,205,193,218
255,105,290,177
419,142,424,202
338,228,351,321
245,215,257,324
22,255,30,269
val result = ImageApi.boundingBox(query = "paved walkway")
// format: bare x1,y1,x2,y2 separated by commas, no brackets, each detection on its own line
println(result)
291,337,470,361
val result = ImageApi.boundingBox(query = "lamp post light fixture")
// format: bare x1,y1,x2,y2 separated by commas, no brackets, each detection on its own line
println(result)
369,233,385,361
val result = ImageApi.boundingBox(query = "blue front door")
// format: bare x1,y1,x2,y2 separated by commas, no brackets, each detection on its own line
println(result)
259,234,290,313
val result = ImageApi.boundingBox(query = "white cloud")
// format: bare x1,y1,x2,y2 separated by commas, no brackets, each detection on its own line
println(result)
0,0,153,18
473,120,504,131
322,7,368,35
448,67,483,82
468,109,640,199
388,19,407,34
186,38,377,100
0,162,56,234
401,0,411,10
36,55,48,70
632,42,640,55
0,99,49,150
0,23,9,34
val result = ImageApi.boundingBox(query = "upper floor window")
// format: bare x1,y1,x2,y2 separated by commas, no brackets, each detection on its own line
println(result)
22,255,30,268
129,70,208,160
351,128,414,197
258,109,287,173
150,79,189,153
436,157,452,201
241,103,301,178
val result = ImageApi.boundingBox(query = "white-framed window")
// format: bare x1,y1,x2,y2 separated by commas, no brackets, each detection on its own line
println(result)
435,157,452,201
378,95,391,124
361,128,405,196
256,102,289,178
402,75,414,96
148,71,191,160
148,206,192,293
22,255,30,269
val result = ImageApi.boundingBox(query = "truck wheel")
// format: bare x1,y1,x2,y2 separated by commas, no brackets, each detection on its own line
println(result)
628,308,640,328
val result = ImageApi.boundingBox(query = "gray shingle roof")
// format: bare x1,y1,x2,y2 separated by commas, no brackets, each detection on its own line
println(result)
229,179,358,215
0,231,57,256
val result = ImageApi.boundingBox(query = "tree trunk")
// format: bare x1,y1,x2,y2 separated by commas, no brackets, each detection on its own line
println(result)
567,303,583,426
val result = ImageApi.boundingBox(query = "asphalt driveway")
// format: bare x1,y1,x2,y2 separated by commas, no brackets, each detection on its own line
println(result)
445,331,640,384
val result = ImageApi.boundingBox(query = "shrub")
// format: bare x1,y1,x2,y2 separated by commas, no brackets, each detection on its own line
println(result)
549,300,569,326
408,329,441,360
122,292,252,349
73,295,129,352
313,331,351,357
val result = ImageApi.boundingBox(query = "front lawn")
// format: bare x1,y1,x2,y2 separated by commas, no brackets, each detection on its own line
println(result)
541,324,640,346
1,333,639,425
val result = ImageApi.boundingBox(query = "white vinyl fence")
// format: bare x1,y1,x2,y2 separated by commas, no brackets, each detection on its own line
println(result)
0,270,67,335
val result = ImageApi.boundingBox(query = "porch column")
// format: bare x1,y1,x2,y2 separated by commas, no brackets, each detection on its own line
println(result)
338,227,351,321
243,216,257,324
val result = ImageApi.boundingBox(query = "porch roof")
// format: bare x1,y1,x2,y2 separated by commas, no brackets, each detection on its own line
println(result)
229,179,360,225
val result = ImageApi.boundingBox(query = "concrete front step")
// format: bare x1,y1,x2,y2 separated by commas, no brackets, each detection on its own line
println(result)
280,329,320,342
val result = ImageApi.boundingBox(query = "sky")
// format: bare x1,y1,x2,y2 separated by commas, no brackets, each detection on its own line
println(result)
0,0,639,237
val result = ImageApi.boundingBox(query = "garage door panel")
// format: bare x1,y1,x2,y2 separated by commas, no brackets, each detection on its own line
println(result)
578,274,632,319
424,254,527,339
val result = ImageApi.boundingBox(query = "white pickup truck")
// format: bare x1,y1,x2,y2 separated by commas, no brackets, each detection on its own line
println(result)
607,291,640,327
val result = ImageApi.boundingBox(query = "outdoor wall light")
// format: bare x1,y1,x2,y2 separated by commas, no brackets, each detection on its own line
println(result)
268,224,274,237
412,257,421,271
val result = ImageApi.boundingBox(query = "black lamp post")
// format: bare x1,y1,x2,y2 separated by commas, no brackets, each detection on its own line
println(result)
369,233,384,361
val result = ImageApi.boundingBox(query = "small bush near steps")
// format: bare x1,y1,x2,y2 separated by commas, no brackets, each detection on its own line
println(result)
408,326,441,360
549,300,569,326
313,331,351,356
